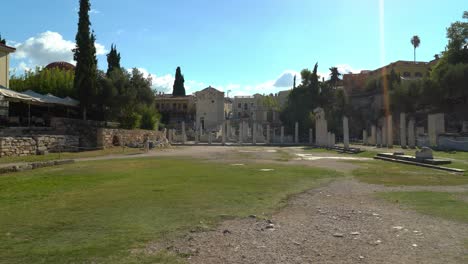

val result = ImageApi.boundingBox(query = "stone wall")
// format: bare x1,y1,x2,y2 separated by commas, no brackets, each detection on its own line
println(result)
0,137,36,157
50,117,101,149
97,128,169,149
0,135,79,157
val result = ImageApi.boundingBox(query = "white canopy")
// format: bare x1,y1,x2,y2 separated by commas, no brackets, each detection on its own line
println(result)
22,90,79,107
0,86,79,107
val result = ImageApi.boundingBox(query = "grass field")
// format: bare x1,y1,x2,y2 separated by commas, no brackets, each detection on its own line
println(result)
0,158,339,264
352,160,468,186
378,191,468,223
0,147,145,165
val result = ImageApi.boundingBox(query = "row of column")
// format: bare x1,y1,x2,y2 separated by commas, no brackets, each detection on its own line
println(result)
167,121,308,145
363,113,445,149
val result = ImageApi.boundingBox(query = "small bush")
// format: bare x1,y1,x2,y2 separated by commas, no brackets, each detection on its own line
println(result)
120,112,141,129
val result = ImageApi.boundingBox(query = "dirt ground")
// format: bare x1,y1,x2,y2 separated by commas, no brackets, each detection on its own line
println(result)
124,146,468,264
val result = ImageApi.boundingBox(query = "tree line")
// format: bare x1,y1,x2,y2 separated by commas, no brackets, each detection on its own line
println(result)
281,11,467,136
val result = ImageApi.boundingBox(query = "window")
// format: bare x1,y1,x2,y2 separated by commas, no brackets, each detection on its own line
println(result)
403,72,411,77
244,103,248,110
183,104,187,109
238,103,242,108
238,112,241,118
173,103,176,109
415,72,423,77
156,103,160,109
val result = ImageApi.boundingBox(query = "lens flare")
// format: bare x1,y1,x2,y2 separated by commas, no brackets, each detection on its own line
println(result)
379,0,390,117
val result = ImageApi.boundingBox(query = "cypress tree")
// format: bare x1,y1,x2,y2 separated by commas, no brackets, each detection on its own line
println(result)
106,44,121,76
172,66,186,96
73,0,98,120
0,34,6,45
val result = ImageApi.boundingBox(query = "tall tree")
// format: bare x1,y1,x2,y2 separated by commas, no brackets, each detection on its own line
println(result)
172,66,186,96
0,34,6,45
73,0,98,120
329,67,341,88
106,44,121,76
411,35,421,63
293,75,296,89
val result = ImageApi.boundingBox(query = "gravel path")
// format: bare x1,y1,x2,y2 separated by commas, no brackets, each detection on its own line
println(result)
152,178,468,264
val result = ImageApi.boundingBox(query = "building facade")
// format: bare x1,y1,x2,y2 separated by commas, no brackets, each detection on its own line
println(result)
195,86,225,130
343,60,438,96
155,94,196,128
0,43,16,88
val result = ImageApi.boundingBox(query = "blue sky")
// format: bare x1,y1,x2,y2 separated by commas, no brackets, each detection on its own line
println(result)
2,0,466,95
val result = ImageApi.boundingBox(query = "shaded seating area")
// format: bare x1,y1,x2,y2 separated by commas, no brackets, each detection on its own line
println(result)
0,86,79,127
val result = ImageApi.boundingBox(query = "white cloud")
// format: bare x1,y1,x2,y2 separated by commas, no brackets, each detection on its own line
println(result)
335,64,362,74
12,31,107,71
135,68,174,93
273,70,300,87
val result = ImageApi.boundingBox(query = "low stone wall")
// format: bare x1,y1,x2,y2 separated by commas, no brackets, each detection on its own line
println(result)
0,137,36,157
97,128,169,149
50,117,100,149
0,135,79,157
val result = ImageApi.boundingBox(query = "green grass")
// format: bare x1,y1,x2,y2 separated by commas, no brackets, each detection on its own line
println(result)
275,149,295,161
379,191,468,223
0,147,144,165
352,160,468,186
301,147,377,158
0,158,339,263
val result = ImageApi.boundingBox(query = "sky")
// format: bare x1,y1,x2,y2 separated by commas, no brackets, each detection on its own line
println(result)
2,0,466,96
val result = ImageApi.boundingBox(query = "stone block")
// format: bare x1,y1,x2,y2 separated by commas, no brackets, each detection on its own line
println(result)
415,147,433,160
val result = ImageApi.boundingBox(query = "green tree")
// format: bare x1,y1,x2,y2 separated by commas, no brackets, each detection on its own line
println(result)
444,11,468,64
329,67,341,88
73,0,98,120
10,67,75,97
172,66,186,96
106,44,121,76
0,34,6,45
411,35,421,63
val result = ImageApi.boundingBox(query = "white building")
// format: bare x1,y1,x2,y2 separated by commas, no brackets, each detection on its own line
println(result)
195,86,225,131
0,43,15,88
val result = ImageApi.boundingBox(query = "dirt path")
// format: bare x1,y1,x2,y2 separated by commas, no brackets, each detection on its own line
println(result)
5,145,467,263
155,178,467,264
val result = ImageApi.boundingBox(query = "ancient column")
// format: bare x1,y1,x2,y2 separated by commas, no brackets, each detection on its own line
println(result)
408,118,416,149
266,124,271,144
332,133,336,147
428,113,445,147
387,115,393,148
382,122,388,148
295,122,299,144
222,122,226,146
376,128,382,147
168,129,173,143
363,130,368,146
208,131,212,145
309,128,313,145
315,117,321,146
323,120,328,147
371,125,377,146
239,122,243,144
252,122,257,145
280,126,284,144
195,128,199,144
400,112,407,148
327,132,332,148
181,122,186,144
343,116,349,150
226,120,231,141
